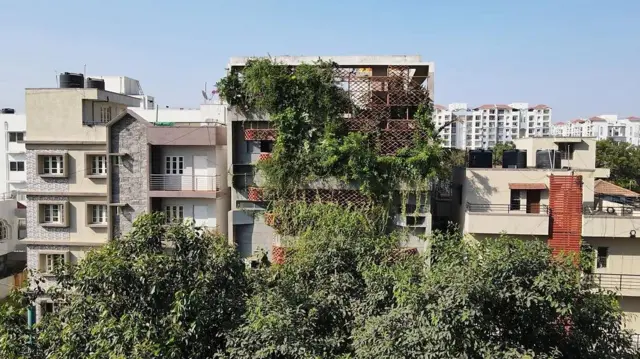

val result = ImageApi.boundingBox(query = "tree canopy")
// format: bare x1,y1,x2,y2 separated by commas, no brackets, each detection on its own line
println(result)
491,141,516,167
0,209,637,358
596,139,640,191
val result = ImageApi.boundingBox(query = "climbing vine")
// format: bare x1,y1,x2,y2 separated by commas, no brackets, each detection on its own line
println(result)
218,58,447,225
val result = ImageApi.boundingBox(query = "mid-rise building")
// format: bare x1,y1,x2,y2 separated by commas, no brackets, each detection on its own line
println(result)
451,136,640,334
225,55,435,261
23,74,230,320
0,108,27,204
434,103,552,149
552,115,640,145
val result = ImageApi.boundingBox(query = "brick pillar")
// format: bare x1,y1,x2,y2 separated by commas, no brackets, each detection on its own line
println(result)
272,245,286,265
548,175,583,255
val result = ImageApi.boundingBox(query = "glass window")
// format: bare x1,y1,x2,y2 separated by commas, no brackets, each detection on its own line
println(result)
41,155,64,175
45,254,65,273
42,204,63,223
9,161,24,172
8,132,24,143
510,190,521,210
165,205,184,223
91,155,107,175
596,247,608,268
165,156,184,174
91,205,107,224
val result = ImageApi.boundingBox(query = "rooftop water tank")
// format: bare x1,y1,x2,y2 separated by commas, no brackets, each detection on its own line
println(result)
59,72,84,89
502,149,527,168
468,149,493,168
536,149,562,169
86,78,105,90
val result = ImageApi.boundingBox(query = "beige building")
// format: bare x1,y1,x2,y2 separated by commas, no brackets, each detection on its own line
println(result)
453,136,640,335
24,85,141,316
23,76,230,320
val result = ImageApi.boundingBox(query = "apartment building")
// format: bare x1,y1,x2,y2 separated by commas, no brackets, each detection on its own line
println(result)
552,115,640,145
23,74,230,319
0,197,27,299
0,109,27,204
434,103,552,149
451,136,640,334
105,109,228,238
226,55,435,260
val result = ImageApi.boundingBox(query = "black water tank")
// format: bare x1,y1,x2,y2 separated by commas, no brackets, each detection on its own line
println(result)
59,72,84,88
86,77,105,90
468,149,493,168
536,149,562,169
0,108,15,114
502,149,527,168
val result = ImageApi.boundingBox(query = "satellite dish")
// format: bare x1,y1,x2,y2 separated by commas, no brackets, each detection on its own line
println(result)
201,90,210,101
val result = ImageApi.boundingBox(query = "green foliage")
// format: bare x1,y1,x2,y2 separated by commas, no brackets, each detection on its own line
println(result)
596,139,640,191
0,207,636,358
217,58,445,203
352,234,637,359
491,141,516,166
1,213,248,359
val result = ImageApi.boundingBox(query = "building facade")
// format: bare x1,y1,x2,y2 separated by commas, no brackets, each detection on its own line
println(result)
434,103,552,149
226,55,435,261
23,75,230,320
452,136,640,334
552,115,640,145
0,109,27,204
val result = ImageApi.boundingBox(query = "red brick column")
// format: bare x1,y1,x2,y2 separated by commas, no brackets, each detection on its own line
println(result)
548,175,583,255
272,245,286,265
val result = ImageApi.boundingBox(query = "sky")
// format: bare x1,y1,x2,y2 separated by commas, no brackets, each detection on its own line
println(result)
1,0,639,121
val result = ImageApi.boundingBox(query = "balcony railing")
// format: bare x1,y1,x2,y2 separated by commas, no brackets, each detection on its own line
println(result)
587,273,640,292
467,203,550,214
149,174,220,192
583,204,640,217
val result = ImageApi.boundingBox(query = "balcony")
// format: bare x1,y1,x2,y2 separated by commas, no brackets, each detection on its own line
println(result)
582,204,640,238
588,273,640,297
149,174,222,199
464,203,550,236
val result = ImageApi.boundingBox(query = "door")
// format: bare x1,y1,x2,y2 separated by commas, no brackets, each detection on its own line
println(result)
527,190,541,214
193,205,208,227
193,156,208,191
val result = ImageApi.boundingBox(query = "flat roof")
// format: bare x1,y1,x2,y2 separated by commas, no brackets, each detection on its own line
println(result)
228,55,434,70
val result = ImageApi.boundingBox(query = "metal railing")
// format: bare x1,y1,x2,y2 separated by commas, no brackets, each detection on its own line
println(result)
588,273,640,291
466,203,550,214
149,174,220,192
583,204,640,217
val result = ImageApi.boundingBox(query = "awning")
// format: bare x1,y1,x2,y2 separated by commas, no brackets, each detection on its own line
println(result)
509,183,547,190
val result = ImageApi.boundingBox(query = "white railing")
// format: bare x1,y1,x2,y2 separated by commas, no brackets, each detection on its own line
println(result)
150,174,220,192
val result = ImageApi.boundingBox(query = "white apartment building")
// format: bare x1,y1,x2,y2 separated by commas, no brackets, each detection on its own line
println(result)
0,109,27,204
552,115,640,145
434,103,552,149
0,197,27,299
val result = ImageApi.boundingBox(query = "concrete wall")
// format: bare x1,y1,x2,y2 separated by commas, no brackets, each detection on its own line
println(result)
26,89,139,143
513,137,597,170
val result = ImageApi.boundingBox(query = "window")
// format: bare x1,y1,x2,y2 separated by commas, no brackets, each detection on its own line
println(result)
165,205,184,222
90,155,107,175
111,155,121,166
260,140,274,153
90,204,107,224
100,106,112,122
41,302,56,316
44,254,65,273
9,161,24,172
596,247,608,268
41,204,63,224
165,156,184,174
40,155,64,175
510,190,521,210
8,132,24,143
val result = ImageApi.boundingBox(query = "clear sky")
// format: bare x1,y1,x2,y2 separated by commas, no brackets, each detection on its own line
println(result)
1,0,638,121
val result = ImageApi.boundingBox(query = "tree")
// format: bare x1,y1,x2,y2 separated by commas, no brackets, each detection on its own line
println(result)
0,213,248,359
596,139,640,191
491,141,516,167
352,233,637,359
